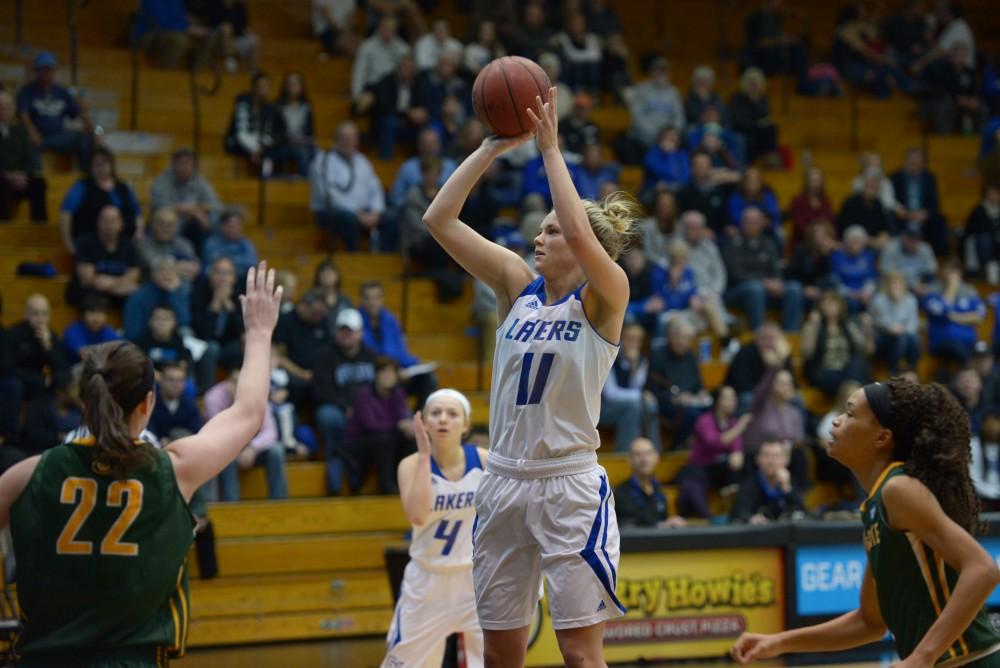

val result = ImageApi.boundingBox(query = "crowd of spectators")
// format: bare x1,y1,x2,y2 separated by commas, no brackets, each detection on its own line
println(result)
4,0,1000,526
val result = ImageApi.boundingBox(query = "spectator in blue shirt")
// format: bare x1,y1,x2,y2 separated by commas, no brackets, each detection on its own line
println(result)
728,166,781,235
925,260,986,364
16,52,96,168
130,0,197,69
359,281,437,405
62,294,120,364
642,126,691,200
575,143,620,201
122,257,192,340
388,127,456,210
202,207,259,279
829,225,878,311
59,147,143,254
521,135,583,207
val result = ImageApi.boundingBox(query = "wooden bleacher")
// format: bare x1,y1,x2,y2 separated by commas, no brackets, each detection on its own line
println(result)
2,0,1000,650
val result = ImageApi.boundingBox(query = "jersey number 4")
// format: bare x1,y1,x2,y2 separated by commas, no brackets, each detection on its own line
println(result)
434,519,463,556
516,352,555,406
56,477,144,557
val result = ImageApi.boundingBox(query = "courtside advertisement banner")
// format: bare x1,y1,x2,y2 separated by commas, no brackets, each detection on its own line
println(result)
525,548,784,665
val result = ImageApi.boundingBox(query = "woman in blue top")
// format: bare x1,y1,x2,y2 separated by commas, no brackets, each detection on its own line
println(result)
59,147,143,253
924,260,986,364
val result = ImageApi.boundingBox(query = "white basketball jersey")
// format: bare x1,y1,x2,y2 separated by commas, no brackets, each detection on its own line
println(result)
489,278,619,462
409,445,484,572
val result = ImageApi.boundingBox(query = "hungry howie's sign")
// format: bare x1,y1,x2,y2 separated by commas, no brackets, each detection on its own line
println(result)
526,548,784,666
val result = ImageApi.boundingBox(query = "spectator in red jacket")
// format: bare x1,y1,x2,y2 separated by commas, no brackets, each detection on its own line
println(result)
789,166,834,245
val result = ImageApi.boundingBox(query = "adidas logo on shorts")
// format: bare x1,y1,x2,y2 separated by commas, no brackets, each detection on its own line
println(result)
596,600,606,613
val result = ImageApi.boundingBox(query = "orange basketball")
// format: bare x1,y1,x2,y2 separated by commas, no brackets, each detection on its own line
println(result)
471,56,552,137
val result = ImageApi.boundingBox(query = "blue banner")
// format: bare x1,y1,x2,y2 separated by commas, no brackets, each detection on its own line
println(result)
795,539,1000,616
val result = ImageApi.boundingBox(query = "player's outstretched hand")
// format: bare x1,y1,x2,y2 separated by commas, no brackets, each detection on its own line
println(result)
240,261,283,337
526,86,559,152
413,411,432,458
730,632,782,664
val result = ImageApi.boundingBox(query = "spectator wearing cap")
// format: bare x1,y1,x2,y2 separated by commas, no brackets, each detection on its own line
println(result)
273,289,331,404
62,294,121,365
310,122,390,251
890,148,949,257
59,147,143,254
878,222,937,294
150,147,222,253
924,260,985,364
560,94,601,157
627,57,685,150
16,52,97,168
312,308,377,495
870,271,921,375
202,208,259,279
414,19,462,71
0,90,47,222
829,226,878,310
553,11,603,94
359,281,437,406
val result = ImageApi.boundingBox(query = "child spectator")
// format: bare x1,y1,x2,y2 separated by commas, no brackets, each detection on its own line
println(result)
134,305,192,372
122,257,191,340
870,271,921,374
205,366,288,501
675,385,751,519
642,126,691,199
801,291,873,397
270,368,313,457
342,357,415,494
275,72,316,178
62,294,121,364
613,437,686,528
599,323,661,452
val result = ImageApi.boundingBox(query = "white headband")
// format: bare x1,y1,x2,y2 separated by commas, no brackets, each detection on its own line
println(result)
424,389,471,419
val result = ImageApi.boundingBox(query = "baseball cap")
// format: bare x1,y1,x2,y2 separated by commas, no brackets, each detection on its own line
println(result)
34,52,56,70
335,308,363,331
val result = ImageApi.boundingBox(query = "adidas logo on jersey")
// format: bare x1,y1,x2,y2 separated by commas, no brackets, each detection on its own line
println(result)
525,299,540,310
596,600,606,613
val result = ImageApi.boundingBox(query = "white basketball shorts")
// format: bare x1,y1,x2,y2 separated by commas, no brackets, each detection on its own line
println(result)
472,462,626,631
382,561,484,668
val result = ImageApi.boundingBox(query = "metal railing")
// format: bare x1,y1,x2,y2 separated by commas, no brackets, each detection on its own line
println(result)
66,0,88,87
13,0,23,44
188,57,221,158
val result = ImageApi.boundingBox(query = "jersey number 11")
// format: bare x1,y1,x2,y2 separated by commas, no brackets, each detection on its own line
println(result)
516,353,555,406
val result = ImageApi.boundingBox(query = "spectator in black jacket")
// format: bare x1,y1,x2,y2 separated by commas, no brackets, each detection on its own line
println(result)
8,294,67,401
963,183,1000,280
273,289,330,404
646,319,710,449
147,361,202,443
613,437,686,528
730,439,806,524
17,370,81,457
359,54,421,160
891,148,949,256
724,322,792,409
0,90,47,222
729,67,779,164
413,49,468,125
723,207,804,331
134,304,192,372
675,151,729,235
223,71,284,174
190,256,244,391
836,167,896,247
785,220,836,305
744,0,806,77
313,308,377,495
66,205,141,307
0,300,22,445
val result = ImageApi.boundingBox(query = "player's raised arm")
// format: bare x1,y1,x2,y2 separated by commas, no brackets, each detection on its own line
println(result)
731,563,887,664
526,87,636,340
167,262,282,501
397,412,433,526
422,135,536,319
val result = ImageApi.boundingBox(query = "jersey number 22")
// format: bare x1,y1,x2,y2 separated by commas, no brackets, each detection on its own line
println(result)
56,477,144,557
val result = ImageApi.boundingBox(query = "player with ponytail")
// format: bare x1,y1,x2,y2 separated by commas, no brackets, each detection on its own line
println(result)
0,262,282,666
423,88,638,666
733,376,1000,667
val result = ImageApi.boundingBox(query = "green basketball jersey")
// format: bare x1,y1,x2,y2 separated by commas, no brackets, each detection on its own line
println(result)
10,439,195,666
862,462,1000,666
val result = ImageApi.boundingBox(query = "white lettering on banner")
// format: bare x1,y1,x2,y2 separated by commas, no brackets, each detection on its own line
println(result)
801,560,864,592
604,615,746,645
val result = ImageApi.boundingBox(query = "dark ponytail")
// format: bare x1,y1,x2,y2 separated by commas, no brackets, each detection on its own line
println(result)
886,377,981,533
80,341,156,479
